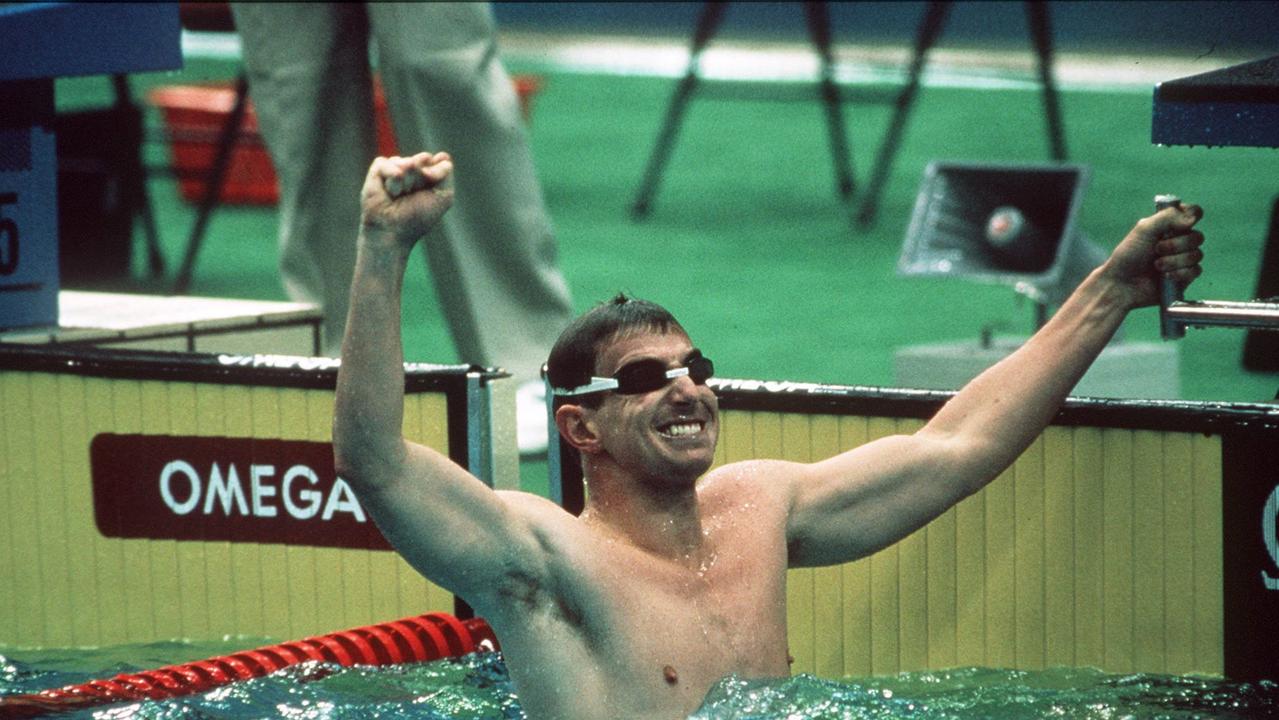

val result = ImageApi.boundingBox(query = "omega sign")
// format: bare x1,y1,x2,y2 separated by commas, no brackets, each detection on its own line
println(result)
91,433,391,550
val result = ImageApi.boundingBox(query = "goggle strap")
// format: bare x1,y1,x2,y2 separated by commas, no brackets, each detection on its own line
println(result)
551,377,619,397
552,359,709,397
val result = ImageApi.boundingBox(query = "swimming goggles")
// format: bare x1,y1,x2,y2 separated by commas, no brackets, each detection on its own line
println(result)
553,350,714,398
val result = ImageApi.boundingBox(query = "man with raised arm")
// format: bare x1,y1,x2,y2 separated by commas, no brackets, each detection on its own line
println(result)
334,152,1205,720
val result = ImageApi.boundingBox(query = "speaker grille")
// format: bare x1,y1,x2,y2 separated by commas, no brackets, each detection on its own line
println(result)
899,162,1090,296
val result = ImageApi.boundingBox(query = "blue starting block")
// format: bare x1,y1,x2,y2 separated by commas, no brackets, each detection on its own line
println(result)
0,3,180,330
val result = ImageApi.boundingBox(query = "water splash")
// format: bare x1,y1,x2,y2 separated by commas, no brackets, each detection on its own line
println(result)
0,649,525,720
5,646,1278,719
690,668,1279,719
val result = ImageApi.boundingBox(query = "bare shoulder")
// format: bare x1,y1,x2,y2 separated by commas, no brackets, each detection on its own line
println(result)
698,459,806,510
489,489,609,566
702,458,809,486
494,487,571,513
494,488,583,538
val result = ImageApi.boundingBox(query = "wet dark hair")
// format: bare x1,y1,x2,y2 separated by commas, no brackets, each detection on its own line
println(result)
546,293,687,409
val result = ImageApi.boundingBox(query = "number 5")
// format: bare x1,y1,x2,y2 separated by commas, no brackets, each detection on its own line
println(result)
0,192,17,276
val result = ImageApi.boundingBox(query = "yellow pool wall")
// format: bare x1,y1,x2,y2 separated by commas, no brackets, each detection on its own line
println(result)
714,408,1224,678
0,368,455,647
0,359,1233,681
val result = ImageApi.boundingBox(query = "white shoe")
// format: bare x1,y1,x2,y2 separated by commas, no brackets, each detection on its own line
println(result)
516,381,549,456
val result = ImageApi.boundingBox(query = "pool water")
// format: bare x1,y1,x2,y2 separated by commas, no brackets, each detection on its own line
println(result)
3,644,1277,719
693,667,1279,719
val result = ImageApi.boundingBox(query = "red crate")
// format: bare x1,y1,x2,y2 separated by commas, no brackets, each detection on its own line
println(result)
149,75,541,206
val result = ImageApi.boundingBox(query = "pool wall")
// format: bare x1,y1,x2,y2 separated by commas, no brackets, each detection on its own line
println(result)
0,344,513,648
551,379,1279,681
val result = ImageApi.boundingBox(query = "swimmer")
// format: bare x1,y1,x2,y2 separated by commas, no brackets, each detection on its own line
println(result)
333,151,1205,720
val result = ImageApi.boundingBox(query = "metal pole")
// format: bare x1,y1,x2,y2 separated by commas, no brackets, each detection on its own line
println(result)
1155,194,1186,339
1162,299,1279,332
466,372,493,488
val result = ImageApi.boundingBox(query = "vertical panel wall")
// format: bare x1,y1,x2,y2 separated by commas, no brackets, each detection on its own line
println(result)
701,380,1276,681
0,346,505,647
717,410,1225,678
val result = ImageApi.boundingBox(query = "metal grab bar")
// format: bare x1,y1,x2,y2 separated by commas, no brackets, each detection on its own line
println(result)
1154,195,1279,338
1163,298,1279,333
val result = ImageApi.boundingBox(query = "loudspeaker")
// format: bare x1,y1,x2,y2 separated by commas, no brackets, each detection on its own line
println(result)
898,162,1102,306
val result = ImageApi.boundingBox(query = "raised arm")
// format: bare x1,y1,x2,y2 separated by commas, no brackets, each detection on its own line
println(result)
785,203,1205,566
332,153,547,604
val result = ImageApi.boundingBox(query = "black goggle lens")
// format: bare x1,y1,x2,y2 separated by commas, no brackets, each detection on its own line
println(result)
613,352,714,395
687,354,714,383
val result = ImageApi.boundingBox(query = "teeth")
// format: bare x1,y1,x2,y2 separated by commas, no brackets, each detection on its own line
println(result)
661,422,701,437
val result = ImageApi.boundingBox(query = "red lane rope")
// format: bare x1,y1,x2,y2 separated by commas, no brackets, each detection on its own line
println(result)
0,613,497,719
383,620,430,661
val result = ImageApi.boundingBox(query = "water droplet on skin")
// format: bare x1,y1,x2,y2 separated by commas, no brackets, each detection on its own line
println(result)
697,552,718,575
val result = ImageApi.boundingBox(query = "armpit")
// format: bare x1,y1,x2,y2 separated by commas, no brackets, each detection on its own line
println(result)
495,566,544,611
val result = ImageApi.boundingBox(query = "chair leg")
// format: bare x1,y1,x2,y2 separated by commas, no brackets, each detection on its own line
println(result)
1243,194,1279,372
629,1,728,220
804,1,855,202
855,0,949,227
111,74,166,278
1026,0,1068,161
173,73,250,295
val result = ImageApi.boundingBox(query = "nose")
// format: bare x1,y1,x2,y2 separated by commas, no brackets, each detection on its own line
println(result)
665,373,703,403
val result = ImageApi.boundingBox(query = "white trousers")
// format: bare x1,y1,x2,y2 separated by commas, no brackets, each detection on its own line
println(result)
231,2,573,384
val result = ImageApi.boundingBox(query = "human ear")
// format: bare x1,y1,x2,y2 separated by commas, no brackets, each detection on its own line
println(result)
555,405,602,454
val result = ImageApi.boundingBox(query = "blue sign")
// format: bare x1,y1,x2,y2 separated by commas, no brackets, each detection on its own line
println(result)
0,80,57,330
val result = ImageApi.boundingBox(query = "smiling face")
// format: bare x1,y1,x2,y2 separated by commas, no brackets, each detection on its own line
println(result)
583,329,719,488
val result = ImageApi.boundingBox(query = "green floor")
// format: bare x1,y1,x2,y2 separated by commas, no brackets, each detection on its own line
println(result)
54,54,1279,494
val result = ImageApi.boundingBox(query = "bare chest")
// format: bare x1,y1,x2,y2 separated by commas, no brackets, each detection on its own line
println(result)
583,521,794,689
495,532,794,719
622,556,785,656
493,479,797,718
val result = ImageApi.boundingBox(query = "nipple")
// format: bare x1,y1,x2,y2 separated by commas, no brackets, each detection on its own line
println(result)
663,665,679,685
